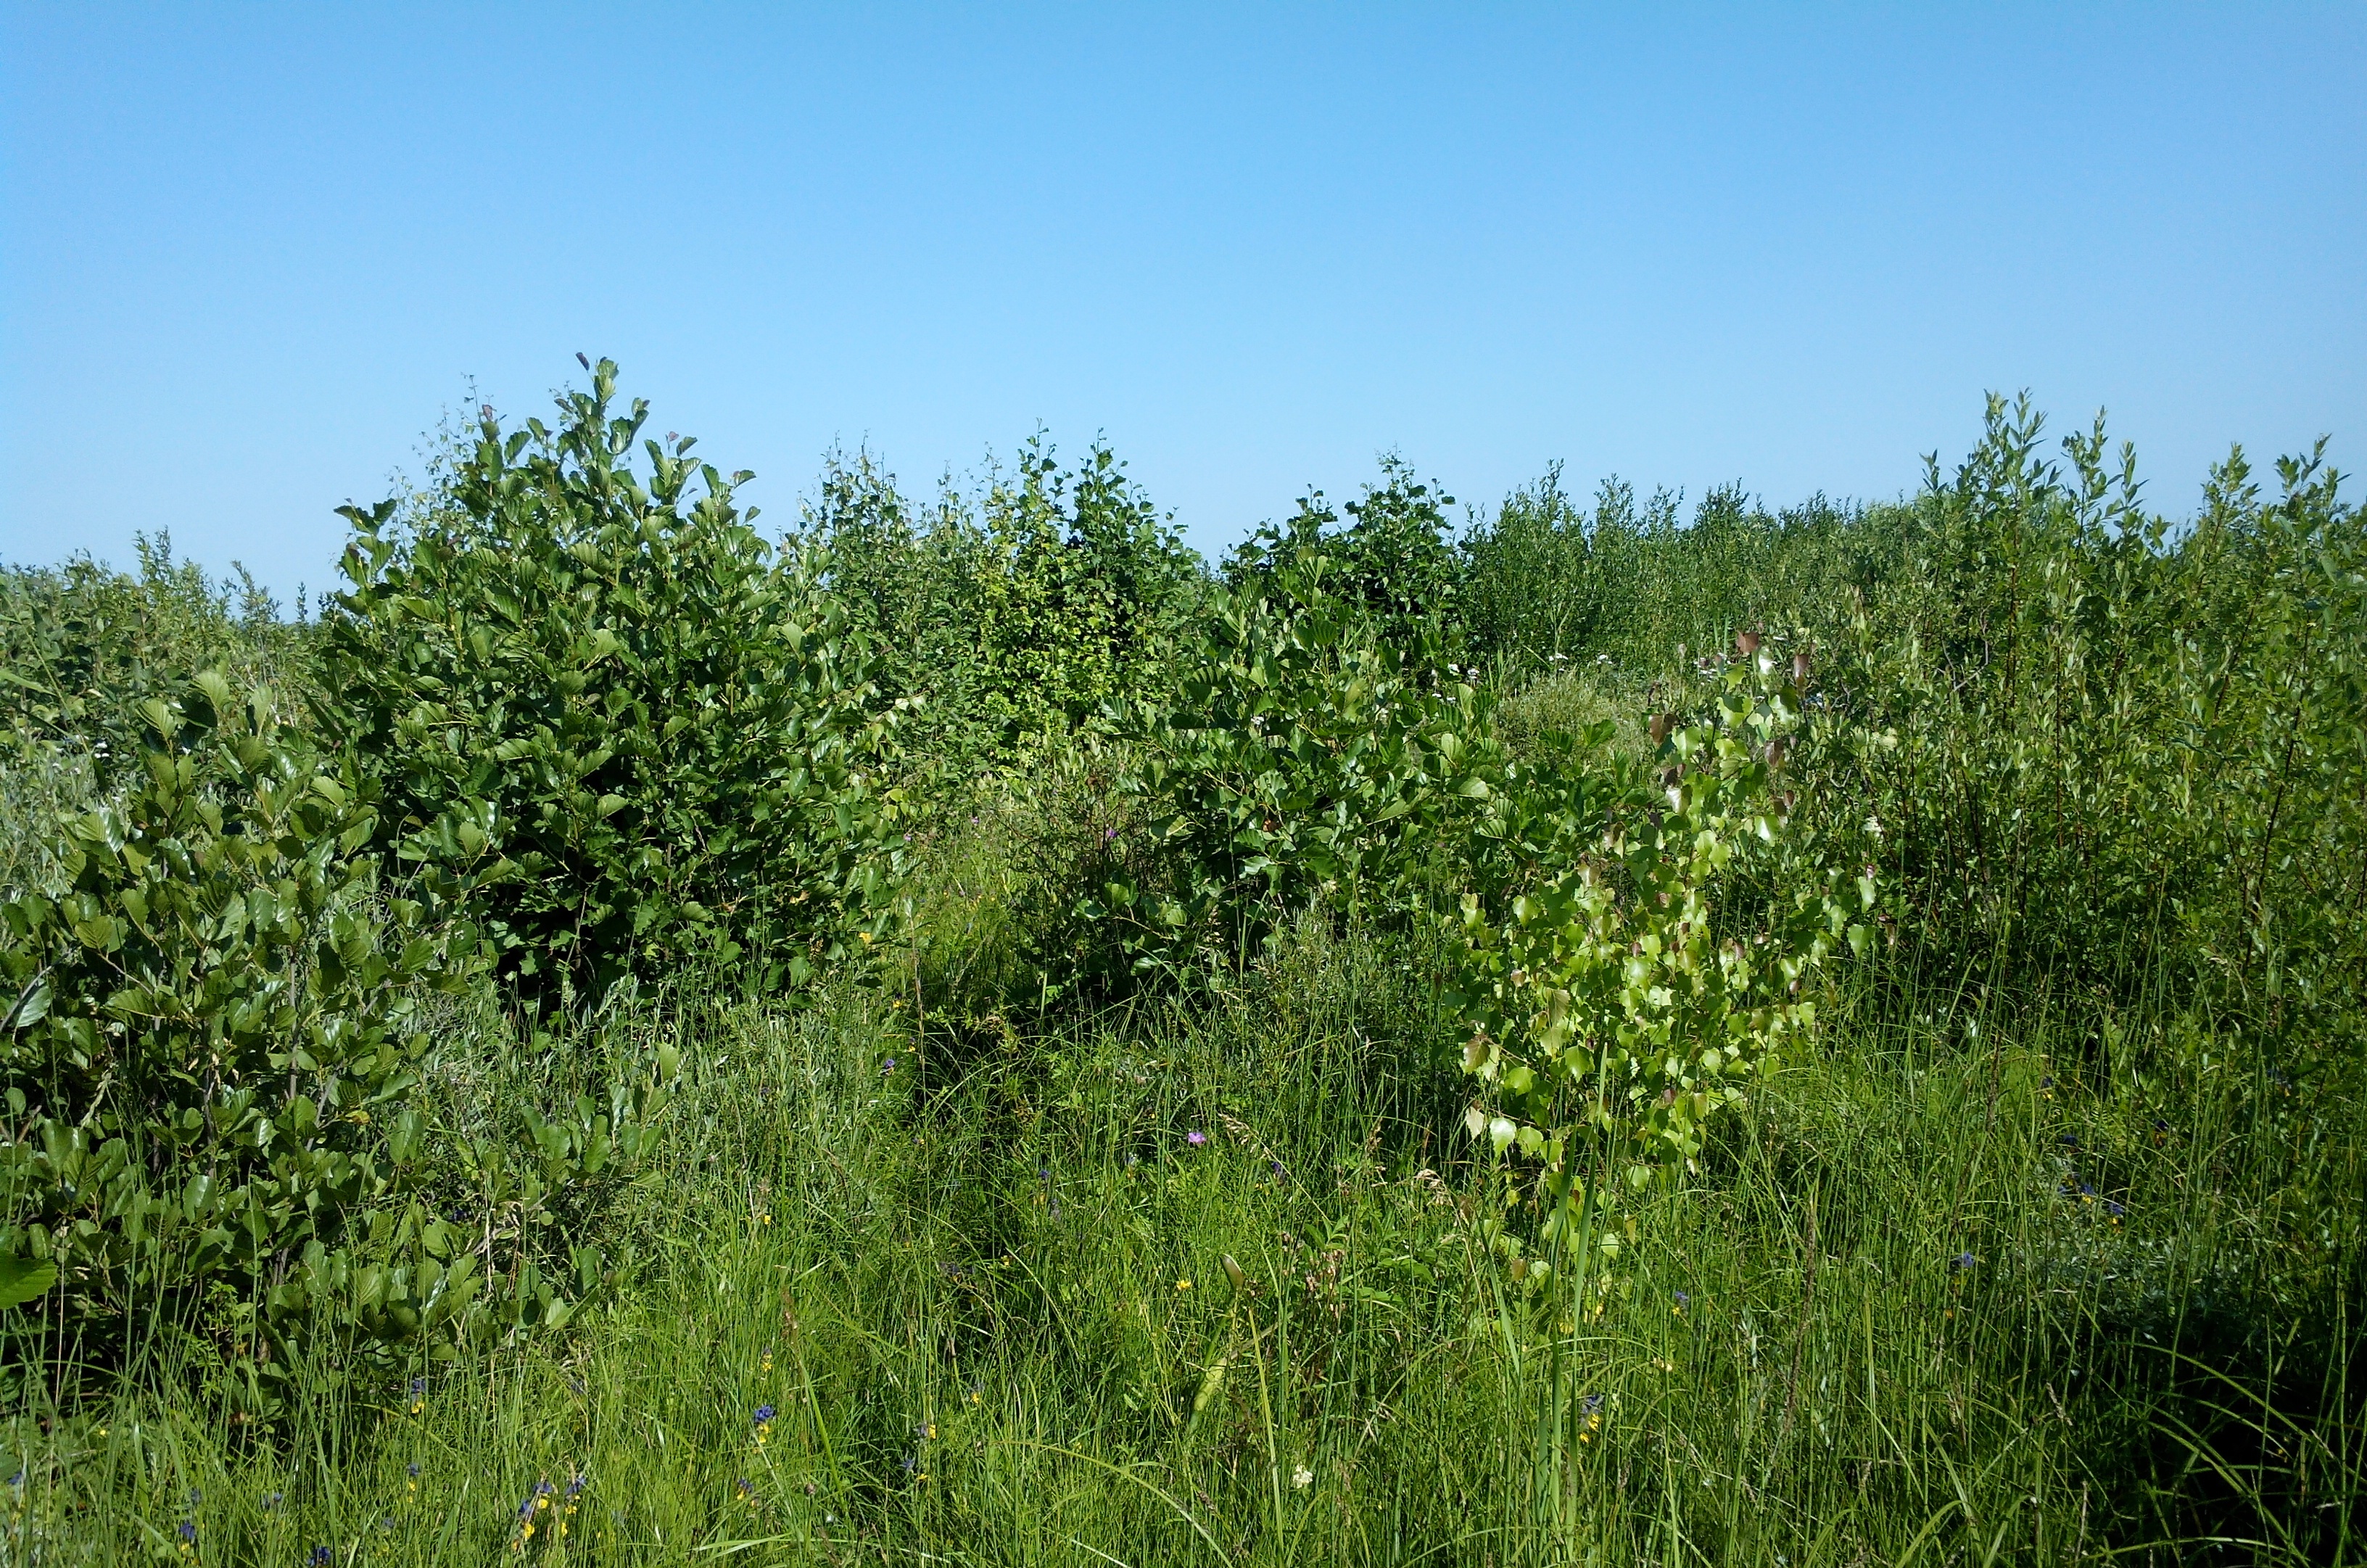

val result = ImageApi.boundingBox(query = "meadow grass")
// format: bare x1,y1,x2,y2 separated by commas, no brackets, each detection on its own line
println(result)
6,903,2355,1564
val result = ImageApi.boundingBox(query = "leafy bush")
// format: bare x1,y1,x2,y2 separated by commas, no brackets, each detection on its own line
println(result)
0,536,310,786
805,436,1203,772
1088,539,1497,989
321,360,917,997
1450,635,1868,1299
1226,456,1464,654
0,675,471,1380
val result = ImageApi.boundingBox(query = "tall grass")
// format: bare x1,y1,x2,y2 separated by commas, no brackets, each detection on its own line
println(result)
5,896,2356,1563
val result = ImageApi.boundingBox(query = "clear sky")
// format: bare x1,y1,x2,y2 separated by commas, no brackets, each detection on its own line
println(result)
3,4,2362,600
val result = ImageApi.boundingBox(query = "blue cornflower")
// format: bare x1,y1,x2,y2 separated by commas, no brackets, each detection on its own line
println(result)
754,1403,776,1424
263,1491,284,1509
178,1520,196,1543
2057,1134,2078,1148
1951,1251,1977,1271
407,1464,421,1479
1672,1290,1690,1314
1582,1392,1603,1413
881,1057,896,1074
2104,1199,2127,1219
310,1548,333,1567
410,1377,425,1395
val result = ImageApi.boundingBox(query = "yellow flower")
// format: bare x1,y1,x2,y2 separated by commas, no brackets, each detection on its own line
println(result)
1176,1278,1192,1292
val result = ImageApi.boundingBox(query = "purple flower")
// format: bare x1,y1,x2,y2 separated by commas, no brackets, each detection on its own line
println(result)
1186,1130,1207,1147
1951,1250,1977,1271
754,1404,776,1424
881,1057,896,1074
310,1548,333,1567
178,1521,197,1543
408,1464,421,1478
2104,1199,2126,1218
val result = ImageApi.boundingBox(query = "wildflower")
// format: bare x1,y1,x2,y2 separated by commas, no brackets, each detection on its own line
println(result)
1176,1277,1193,1292
178,1519,197,1544
566,1475,587,1499
2104,1199,2127,1221
1672,1291,1690,1316
759,1348,774,1376
915,1420,937,1441
188,1488,202,1505
881,1057,896,1074
311,1549,333,1567
263,1491,284,1509
408,1375,426,1415
967,1380,983,1406
1951,1251,1976,1271
2058,1134,2078,1149
2078,1183,2096,1202
1186,1130,1207,1147
1292,1464,1314,1490
754,1404,776,1447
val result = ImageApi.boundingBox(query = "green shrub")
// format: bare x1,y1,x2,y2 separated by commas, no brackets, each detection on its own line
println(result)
0,674,472,1382
1089,539,1497,989
1451,635,1867,1301
1226,455,1464,655
804,436,1203,772
321,360,917,998
0,536,310,786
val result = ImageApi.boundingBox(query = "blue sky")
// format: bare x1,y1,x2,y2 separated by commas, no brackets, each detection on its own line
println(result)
3,4,2361,599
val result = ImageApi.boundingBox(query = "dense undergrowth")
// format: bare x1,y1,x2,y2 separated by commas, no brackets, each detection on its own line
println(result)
0,368,2360,1564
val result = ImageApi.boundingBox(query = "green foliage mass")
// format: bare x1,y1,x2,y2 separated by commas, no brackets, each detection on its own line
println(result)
1,370,2361,1561
0,676,474,1385
805,434,1202,772
320,360,917,997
